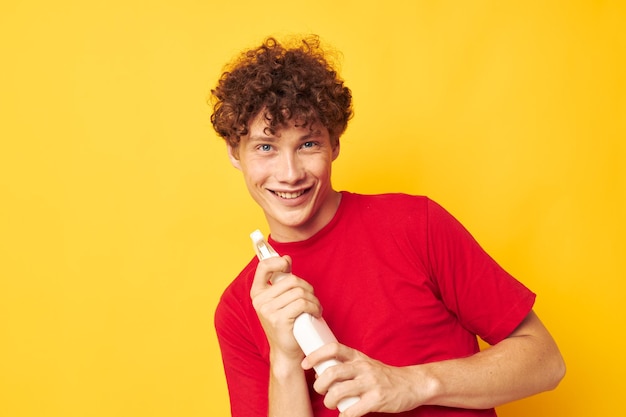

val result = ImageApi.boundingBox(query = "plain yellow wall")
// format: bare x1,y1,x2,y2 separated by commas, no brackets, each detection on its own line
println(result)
1,1,624,416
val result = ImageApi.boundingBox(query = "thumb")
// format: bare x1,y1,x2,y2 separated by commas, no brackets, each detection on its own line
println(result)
250,255,292,295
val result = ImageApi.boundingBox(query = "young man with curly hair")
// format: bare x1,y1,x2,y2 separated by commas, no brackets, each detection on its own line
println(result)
210,36,565,417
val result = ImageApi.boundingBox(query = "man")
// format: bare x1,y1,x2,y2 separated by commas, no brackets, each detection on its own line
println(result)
210,36,565,417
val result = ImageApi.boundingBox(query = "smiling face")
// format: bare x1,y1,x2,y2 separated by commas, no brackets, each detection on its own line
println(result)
228,111,341,242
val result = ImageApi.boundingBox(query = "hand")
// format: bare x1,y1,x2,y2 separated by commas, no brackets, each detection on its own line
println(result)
302,343,432,417
251,255,324,360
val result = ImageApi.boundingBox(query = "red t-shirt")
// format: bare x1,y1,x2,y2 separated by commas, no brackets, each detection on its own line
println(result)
215,192,536,417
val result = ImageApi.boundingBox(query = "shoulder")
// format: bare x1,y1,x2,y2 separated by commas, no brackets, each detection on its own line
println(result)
342,191,432,212
341,191,445,225
339,193,473,251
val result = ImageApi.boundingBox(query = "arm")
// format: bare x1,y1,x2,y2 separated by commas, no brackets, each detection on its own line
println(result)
267,354,313,417
250,255,322,417
303,310,565,416
419,310,565,408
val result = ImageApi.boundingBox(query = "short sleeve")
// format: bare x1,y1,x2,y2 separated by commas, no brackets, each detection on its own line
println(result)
426,199,536,344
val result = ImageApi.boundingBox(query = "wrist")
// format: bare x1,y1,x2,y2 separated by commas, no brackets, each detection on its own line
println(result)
407,364,443,407
270,350,306,380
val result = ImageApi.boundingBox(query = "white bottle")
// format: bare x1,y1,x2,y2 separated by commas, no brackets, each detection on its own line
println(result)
250,229,360,412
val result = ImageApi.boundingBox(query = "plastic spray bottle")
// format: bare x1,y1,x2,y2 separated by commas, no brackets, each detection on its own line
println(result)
250,229,360,412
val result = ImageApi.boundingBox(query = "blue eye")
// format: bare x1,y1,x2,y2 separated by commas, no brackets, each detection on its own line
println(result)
260,144,272,152
302,141,315,148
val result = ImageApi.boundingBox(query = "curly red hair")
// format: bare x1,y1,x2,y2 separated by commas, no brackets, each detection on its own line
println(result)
210,36,353,148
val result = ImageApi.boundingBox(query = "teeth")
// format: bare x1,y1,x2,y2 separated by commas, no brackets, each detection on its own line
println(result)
275,190,305,199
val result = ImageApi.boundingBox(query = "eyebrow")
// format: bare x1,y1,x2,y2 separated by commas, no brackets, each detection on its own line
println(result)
248,130,320,143
248,135,278,142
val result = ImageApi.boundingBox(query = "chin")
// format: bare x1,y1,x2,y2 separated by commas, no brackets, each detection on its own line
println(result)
270,211,314,229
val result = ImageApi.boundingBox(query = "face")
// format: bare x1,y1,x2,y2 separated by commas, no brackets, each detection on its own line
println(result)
228,112,341,242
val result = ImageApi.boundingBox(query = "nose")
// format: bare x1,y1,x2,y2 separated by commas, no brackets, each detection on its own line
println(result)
275,151,305,183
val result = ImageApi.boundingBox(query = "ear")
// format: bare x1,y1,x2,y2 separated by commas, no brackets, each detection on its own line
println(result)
331,138,341,161
227,144,242,170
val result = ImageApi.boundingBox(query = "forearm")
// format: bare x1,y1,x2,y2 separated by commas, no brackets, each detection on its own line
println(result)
268,353,314,417
418,312,565,409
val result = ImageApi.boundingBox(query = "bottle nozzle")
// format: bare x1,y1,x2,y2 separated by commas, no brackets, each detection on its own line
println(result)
250,229,279,260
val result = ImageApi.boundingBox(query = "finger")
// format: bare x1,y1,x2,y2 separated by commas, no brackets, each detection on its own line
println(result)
257,288,318,316
313,359,359,396
337,394,369,417
253,279,322,326
325,382,364,415
302,342,354,370
250,256,292,297
253,274,317,308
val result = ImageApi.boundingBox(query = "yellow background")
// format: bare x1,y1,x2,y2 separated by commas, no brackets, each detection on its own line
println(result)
1,1,624,416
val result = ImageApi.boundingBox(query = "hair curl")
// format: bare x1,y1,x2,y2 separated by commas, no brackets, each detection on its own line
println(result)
210,36,353,148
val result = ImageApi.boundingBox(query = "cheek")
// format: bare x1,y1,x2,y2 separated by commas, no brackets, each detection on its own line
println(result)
241,164,269,185
310,158,333,177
